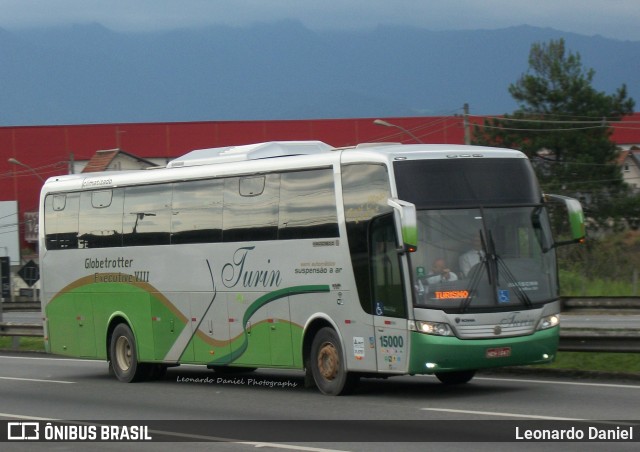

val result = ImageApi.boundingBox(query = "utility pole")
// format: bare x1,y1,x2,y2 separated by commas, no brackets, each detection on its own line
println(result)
463,103,471,145
69,152,75,174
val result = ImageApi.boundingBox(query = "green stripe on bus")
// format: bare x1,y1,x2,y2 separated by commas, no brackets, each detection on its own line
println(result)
208,285,329,365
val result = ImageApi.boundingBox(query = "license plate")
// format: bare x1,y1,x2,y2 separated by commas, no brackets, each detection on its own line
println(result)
486,347,511,358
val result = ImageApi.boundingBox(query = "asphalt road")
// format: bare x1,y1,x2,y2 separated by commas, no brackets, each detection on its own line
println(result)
0,352,639,451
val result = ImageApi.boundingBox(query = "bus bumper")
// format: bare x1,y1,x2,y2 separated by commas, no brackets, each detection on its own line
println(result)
408,327,559,374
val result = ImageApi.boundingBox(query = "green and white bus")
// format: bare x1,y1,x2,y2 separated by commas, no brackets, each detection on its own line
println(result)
39,141,584,395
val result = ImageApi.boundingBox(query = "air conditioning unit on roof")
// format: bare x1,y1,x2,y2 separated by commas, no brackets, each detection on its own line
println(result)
167,141,334,168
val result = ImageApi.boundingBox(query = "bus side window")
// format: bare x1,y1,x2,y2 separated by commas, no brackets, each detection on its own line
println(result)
44,192,80,250
78,189,125,248
171,179,223,244
279,169,338,240
122,185,172,246
370,214,406,318
223,174,279,242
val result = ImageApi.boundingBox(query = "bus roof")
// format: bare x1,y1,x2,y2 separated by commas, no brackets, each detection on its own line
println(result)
41,141,526,194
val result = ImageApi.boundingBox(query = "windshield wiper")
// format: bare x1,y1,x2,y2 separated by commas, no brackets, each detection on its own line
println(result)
495,255,533,309
461,226,533,312
460,229,490,313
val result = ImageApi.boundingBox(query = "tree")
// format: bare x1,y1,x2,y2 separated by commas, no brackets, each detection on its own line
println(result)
474,38,635,224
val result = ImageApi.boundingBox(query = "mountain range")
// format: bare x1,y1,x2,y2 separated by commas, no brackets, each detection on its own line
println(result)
0,21,638,126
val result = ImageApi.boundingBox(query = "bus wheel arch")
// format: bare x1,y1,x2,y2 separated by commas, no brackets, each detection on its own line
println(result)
107,319,148,383
304,321,358,395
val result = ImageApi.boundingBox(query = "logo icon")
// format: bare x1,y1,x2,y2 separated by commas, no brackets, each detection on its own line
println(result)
7,422,40,440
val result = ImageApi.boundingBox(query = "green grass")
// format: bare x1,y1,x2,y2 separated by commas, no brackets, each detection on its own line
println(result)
0,336,45,352
559,269,638,296
532,351,640,374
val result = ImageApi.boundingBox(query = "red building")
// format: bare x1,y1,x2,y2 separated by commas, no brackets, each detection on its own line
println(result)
2,114,639,254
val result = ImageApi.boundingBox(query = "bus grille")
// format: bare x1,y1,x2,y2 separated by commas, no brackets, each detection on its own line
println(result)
453,323,535,339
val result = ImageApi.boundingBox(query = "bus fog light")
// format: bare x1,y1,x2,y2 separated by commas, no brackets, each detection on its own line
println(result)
426,363,437,369
537,314,560,330
415,321,452,336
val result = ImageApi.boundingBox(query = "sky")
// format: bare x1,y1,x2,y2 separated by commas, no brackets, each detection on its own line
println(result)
1,0,640,41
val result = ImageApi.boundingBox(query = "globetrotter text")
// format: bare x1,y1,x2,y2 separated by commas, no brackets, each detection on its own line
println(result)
85,257,133,269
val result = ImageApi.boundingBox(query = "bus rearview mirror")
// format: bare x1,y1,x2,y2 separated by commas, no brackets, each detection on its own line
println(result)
387,198,418,253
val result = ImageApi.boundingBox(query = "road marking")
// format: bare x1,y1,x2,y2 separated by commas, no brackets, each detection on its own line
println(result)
0,413,57,421
421,407,583,420
0,355,101,364
474,376,640,389
417,373,640,389
0,376,74,384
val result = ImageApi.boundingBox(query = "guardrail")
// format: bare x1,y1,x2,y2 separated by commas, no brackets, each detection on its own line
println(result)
558,296,640,352
562,296,640,312
1,298,639,352
0,322,43,337
0,302,41,312
558,329,640,352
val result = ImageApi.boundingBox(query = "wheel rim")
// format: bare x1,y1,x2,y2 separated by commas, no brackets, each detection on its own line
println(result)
317,342,339,381
115,335,132,372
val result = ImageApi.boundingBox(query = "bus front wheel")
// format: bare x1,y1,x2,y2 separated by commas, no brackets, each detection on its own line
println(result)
109,323,147,383
309,327,358,396
435,370,476,385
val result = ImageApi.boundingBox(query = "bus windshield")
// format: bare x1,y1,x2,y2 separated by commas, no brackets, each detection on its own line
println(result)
410,206,558,313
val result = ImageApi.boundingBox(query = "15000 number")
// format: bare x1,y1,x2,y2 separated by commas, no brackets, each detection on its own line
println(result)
379,335,404,348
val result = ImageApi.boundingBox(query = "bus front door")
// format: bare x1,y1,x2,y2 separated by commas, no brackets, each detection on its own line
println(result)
370,213,409,373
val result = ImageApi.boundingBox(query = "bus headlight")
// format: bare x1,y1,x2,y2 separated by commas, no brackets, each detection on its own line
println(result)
414,321,453,336
537,314,560,330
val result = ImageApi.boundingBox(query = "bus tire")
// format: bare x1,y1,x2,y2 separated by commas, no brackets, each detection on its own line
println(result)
310,327,358,396
435,370,476,385
109,323,148,383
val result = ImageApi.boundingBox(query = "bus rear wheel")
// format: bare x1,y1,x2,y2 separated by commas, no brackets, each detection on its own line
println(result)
310,327,358,396
435,370,476,385
109,323,148,383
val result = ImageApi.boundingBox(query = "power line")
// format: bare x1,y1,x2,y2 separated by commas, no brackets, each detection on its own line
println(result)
479,124,605,132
